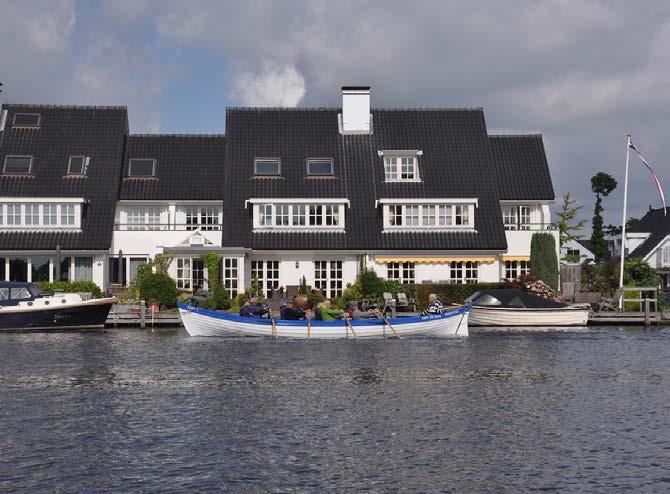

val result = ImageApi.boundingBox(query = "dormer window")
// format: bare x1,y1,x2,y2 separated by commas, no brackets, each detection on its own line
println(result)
3,156,33,175
248,198,348,231
12,113,40,128
254,158,281,176
380,150,421,182
381,199,476,230
128,159,156,177
306,159,334,176
67,156,89,176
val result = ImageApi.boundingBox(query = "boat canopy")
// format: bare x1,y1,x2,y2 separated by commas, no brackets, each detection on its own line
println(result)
465,288,565,309
0,282,42,304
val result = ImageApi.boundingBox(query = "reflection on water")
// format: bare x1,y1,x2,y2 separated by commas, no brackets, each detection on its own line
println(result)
0,327,669,492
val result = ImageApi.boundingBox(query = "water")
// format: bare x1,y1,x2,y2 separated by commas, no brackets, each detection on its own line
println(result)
0,327,669,493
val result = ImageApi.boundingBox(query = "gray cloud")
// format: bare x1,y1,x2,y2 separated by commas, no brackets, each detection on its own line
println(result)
2,0,670,227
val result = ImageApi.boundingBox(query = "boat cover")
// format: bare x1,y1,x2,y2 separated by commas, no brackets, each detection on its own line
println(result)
466,288,565,309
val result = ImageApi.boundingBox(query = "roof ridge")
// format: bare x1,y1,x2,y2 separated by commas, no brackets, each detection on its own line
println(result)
3,103,127,110
127,133,226,138
489,133,543,138
226,106,484,112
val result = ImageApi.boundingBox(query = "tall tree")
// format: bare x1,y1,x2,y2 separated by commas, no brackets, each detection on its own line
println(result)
604,217,639,236
590,172,618,261
530,233,559,289
555,192,586,250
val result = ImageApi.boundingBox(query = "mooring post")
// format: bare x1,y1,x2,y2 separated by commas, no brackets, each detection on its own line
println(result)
140,300,146,329
644,298,651,327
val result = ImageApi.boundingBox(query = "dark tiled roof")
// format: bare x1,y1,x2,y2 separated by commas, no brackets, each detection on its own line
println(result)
0,104,128,250
223,107,509,251
120,134,226,201
627,207,670,258
489,134,555,201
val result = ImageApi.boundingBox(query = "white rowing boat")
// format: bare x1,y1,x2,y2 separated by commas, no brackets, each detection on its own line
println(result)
178,302,470,338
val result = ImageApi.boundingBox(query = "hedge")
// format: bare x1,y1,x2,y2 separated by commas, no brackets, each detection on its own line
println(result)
36,280,103,298
403,282,507,310
139,273,178,308
530,233,559,290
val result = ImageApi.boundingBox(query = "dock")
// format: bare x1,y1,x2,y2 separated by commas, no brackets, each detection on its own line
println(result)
106,304,182,328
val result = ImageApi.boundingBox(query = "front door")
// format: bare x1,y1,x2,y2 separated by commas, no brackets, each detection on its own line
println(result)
192,259,205,291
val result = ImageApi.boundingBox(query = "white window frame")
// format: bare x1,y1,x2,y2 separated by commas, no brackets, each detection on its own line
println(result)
254,158,281,176
503,205,534,231
306,158,334,176
315,260,343,298
0,200,83,230
250,260,280,297
382,152,421,182
504,260,530,280
382,200,476,230
386,262,415,284
223,258,239,297
251,201,347,231
126,207,161,231
176,257,192,290
183,206,221,231
450,261,479,284
128,159,156,177
3,155,34,174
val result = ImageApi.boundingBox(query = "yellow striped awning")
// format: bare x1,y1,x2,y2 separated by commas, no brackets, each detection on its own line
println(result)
375,257,496,264
500,256,531,262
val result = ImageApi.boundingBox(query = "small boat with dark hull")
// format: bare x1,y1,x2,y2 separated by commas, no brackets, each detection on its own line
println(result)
466,288,590,327
0,282,117,331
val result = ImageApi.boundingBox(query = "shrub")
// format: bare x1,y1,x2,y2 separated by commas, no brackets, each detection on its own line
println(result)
36,280,103,298
200,286,231,310
307,292,325,308
153,253,174,276
404,282,507,310
624,258,660,287
359,269,385,298
382,280,404,295
139,273,178,309
530,232,559,290
201,252,221,287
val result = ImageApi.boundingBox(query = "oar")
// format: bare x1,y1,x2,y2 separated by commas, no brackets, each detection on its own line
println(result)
268,308,279,339
454,305,468,335
381,313,401,339
345,318,357,339
306,309,312,339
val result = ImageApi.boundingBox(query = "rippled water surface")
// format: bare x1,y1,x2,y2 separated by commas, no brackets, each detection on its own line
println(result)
1,327,669,493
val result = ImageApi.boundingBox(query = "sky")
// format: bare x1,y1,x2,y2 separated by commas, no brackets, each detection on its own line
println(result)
1,0,670,228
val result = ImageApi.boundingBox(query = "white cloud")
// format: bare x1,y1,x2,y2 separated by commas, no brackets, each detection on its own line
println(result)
231,62,306,107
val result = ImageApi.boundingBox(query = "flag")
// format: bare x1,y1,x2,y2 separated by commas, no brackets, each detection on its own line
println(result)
629,139,667,216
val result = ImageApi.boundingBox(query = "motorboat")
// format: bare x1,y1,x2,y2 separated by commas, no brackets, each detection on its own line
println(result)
466,288,589,327
0,281,117,331
178,302,470,338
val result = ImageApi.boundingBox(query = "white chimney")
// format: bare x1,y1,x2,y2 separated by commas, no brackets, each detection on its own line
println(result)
341,86,371,133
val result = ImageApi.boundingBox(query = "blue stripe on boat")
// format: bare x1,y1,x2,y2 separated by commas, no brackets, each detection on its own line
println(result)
177,302,470,326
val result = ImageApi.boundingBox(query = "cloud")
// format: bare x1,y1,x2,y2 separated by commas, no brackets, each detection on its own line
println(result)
231,62,306,107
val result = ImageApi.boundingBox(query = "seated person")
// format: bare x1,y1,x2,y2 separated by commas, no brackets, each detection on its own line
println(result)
351,301,380,320
319,299,344,321
282,301,305,320
422,293,445,316
239,297,267,318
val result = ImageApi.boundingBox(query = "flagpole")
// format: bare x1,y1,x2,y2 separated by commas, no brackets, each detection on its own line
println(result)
618,133,631,308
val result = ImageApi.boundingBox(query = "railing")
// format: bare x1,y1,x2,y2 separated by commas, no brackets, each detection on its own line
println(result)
114,223,221,231
503,222,557,231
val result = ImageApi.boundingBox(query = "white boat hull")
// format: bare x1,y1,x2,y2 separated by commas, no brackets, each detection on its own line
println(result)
469,306,589,327
178,303,469,338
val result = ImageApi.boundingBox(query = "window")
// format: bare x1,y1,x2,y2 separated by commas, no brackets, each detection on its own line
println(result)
503,206,532,230
315,260,343,298
276,204,290,226
292,204,306,226
251,260,280,297
56,257,71,281
438,205,451,226
61,204,75,225
127,207,160,231
223,258,238,297
405,205,420,226
7,205,21,225
504,260,529,280
12,113,40,127
192,258,205,291
259,204,273,226
43,204,57,225
385,203,474,229
176,258,192,290
325,205,339,226
454,205,468,226
67,156,88,175
3,156,33,174
450,261,478,284
254,159,280,175
386,262,415,284
31,256,50,282
389,205,402,226
307,159,334,176
184,207,220,231
75,257,92,281
9,258,28,282
422,205,436,226
309,205,323,226
128,159,156,177
25,204,39,225
383,155,419,182
129,258,148,283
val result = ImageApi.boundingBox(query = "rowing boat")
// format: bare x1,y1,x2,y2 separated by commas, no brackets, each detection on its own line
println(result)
178,302,470,338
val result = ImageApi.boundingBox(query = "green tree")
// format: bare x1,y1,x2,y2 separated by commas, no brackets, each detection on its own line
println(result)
555,193,586,260
590,172,618,261
201,252,222,288
530,232,559,289
604,217,639,236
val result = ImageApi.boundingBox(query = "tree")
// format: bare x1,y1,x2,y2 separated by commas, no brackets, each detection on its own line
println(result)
590,172,618,261
555,193,586,255
530,232,559,290
604,217,639,236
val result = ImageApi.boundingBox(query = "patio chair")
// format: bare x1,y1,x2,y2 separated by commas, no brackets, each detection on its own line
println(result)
397,292,416,312
598,288,622,312
382,292,396,313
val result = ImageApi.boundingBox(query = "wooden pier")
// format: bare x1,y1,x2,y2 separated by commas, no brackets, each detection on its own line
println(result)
106,303,182,328
588,287,661,326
